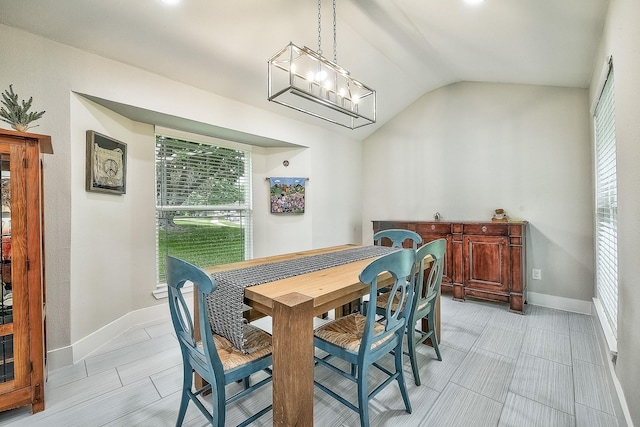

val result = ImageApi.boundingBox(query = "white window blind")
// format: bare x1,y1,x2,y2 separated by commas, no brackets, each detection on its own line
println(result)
594,63,618,338
155,135,252,283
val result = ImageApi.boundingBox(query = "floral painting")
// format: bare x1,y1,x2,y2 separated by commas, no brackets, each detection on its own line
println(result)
270,177,305,214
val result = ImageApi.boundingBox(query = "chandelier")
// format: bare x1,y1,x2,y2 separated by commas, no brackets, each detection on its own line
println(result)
268,0,376,129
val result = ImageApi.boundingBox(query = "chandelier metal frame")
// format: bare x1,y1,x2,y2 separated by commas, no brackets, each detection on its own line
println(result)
268,0,376,129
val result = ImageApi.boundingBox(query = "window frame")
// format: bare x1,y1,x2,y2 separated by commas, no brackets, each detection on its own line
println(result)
152,129,253,299
592,58,618,350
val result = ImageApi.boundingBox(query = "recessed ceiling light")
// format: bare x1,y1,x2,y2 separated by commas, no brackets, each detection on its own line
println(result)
161,0,180,5
464,0,486,5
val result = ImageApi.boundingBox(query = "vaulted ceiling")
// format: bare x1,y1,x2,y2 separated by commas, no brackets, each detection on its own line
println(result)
0,0,609,139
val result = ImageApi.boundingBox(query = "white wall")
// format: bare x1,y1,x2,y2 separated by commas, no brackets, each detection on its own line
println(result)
362,82,594,304
69,95,157,341
590,0,640,424
252,145,313,258
0,24,364,366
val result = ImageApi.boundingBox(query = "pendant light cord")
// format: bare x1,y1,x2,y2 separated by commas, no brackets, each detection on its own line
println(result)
317,0,338,63
333,0,337,63
317,0,322,56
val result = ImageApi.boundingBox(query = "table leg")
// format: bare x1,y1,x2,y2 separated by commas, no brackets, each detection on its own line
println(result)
272,292,315,426
193,286,205,390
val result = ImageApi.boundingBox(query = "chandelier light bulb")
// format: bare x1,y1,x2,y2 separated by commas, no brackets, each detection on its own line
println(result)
306,70,315,81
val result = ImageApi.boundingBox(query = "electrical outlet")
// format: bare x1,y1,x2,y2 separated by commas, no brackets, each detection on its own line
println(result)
532,268,542,280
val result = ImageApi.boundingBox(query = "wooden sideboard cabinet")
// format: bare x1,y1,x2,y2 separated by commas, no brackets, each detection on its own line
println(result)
0,129,52,413
373,220,528,313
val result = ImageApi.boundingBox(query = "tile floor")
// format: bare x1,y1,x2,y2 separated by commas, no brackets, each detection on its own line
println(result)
0,297,627,426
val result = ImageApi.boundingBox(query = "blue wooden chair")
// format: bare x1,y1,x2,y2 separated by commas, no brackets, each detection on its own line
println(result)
313,249,416,427
165,256,273,427
373,239,446,385
373,228,422,249
407,239,445,385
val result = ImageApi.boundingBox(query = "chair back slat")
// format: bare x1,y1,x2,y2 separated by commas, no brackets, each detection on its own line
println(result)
359,249,416,354
413,239,446,317
373,229,422,250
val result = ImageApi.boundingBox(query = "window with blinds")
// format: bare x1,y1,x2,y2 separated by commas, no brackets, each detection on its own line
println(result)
594,63,618,338
155,135,252,283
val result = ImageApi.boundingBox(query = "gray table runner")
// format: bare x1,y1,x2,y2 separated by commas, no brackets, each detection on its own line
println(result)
205,245,398,353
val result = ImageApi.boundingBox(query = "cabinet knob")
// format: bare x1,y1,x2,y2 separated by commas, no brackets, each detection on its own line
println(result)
431,225,435,230
482,226,487,232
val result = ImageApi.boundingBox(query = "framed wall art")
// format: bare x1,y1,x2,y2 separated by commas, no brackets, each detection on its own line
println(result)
86,130,127,194
269,177,305,214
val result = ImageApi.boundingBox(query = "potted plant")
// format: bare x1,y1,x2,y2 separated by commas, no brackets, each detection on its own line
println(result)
0,84,45,132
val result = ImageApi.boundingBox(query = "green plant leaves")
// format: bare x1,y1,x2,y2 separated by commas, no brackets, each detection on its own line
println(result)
0,84,45,131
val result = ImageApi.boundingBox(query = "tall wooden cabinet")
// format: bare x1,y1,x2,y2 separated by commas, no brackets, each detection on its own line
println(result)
373,220,527,313
0,129,52,413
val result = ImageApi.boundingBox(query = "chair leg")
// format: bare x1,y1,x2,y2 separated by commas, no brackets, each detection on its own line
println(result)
212,386,226,427
357,364,370,427
176,366,193,427
242,376,250,389
407,328,421,386
428,314,442,361
394,343,412,414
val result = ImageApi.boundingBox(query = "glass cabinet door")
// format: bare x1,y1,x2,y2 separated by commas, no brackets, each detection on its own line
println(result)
0,144,28,390
0,152,13,383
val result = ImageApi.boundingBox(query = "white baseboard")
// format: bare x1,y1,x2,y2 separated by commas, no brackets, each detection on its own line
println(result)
47,301,173,371
526,291,592,314
592,297,617,354
47,345,73,372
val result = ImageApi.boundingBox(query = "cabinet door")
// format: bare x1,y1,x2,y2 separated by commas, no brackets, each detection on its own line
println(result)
463,235,509,294
0,143,30,397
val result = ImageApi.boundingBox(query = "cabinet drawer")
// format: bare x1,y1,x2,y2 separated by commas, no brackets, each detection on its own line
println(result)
416,223,452,234
463,223,508,236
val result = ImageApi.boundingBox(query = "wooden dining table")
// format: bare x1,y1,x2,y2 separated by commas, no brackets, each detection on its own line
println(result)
201,244,440,426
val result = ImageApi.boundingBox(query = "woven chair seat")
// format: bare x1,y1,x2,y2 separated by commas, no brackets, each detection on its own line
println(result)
314,313,392,352
198,324,272,371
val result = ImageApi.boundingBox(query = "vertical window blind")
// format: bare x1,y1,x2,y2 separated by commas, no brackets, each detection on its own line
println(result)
594,63,618,338
155,135,252,283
